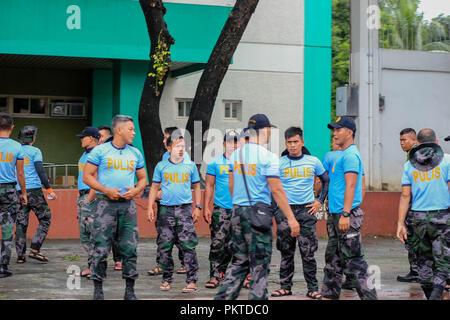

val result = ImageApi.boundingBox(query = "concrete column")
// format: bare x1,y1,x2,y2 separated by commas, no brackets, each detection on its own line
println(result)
350,0,382,190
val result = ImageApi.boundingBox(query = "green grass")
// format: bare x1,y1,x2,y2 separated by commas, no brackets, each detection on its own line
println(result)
62,254,82,262
0,295,8,299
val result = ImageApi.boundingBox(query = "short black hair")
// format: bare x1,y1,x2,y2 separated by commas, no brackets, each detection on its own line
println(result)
111,115,133,131
166,135,183,147
164,127,179,135
284,127,303,140
417,128,436,143
400,128,416,137
0,114,14,131
98,126,112,135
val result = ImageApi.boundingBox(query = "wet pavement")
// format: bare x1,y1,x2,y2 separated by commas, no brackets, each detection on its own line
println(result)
0,236,442,300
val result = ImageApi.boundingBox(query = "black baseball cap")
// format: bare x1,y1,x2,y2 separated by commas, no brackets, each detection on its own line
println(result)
224,130,238,142
247,114,277,130
445,135,450,141
77,127,101,139
327,116,356,132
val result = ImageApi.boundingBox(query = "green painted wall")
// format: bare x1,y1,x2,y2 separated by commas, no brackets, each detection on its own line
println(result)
92,69,114,128
0,0,231,63
304,0,332,159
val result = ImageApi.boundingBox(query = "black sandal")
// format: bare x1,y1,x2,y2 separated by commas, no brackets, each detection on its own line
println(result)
28,251,48,262
205,279,220,289
147,267,163,276
306,291,323,300
271,289,292,297
16,256,26,264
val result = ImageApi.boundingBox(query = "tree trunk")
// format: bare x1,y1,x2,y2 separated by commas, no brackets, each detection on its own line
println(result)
185,0,259,164
138,0,175,180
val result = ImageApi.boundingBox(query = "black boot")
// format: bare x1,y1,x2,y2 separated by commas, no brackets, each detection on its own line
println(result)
124,279,137,300
93,280,104,300
429,285,445,300
397,271,419,283
0,265,12,278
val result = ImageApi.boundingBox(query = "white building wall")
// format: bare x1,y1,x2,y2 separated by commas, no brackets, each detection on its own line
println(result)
378,49,450,191
160,0,305,174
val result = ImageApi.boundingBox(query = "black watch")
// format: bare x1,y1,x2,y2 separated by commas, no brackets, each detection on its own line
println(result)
195,204,203,210
341,211,350,217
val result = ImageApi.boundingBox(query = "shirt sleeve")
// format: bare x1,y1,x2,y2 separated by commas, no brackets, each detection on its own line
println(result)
322,154,329,172
342,152,361,175
206,159,216,176
17,146,24,160
86,147,101,166
401,163,411,186
135,150,145,170
261,152,280,178
152,163,162,183
34,149,43,163
191,164,200,183
315,157,326,176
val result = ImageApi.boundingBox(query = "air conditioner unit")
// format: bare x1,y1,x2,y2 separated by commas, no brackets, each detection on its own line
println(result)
50,102,85,117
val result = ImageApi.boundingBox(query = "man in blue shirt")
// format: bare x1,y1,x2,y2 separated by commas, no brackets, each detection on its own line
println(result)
320,116,377,300
214,114,300,300
83,115,148,300
76,126,101,279
397,128,449,300
147,134,202,293
0,114,26,278
15,126,57,264
148,126,188,277
271,127,329,300
203,130,238,289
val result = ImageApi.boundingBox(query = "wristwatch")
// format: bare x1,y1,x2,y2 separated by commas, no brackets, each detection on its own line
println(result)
195,204,203,210
341,211,350,217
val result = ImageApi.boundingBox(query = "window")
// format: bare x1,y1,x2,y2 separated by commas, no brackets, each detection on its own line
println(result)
0,95,87,118
176,99,192,118
223,100,242,120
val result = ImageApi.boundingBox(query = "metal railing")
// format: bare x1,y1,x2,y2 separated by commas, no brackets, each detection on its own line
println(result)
43,163,78,185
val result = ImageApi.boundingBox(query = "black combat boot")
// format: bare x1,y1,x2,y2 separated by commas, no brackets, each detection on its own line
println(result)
0,265,12,278
397,271,419,283
93,280,104,300
124,278,137,300
429,284,445,300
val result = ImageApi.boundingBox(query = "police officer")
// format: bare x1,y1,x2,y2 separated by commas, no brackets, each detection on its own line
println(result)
214,114,300,300
397,128,449,300
15,126,56,263
271,127,329,299
203,130,238,289
147,134,201,293
0,114,27,278
76,127,101,278
83,115,148,300
397,128,420,283
320,116,377,300
98,126,112,144
147,127,188,277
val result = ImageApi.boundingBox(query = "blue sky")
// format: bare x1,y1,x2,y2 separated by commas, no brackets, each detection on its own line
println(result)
418,0,450,20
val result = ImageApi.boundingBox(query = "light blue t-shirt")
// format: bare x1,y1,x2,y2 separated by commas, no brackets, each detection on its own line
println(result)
0,138,24,184
328,144,364,213
17,145,43,190
229,142,280,206
206,154,233,209
78,149,95,191
323,150,365,175
86,142,145,194
401,154,450,211
162,151,191,162
279,154,326,205
152,158,200,206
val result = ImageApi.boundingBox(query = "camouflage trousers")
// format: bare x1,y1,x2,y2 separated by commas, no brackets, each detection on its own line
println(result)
15,188,52,257
275,204,319,292
90,197,139,281
155,201,184,268
0,184,19,266
215,205,273,300
320,208,377,300
77,194,95,268
157,204,198,284
209,206,232,280
404,211,419,275
410,210,449,300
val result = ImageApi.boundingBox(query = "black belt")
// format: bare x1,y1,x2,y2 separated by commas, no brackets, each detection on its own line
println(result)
411,209,449,214
96,194,128,202
79,189,90,197
0,182,17,188
290,202,313,210
161,203,191,208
